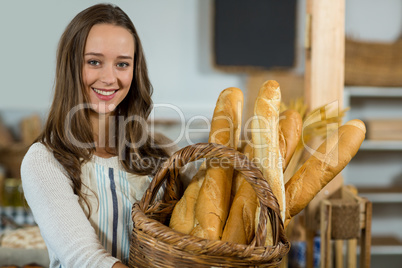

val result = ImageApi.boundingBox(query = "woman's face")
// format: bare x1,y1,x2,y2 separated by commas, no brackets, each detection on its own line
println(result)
83,23,135,115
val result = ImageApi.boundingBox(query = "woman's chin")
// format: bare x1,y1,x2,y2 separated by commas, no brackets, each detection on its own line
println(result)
90,102,117,115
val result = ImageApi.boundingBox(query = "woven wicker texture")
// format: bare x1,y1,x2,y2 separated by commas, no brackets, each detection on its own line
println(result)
130,143,290,267
345,38,402,87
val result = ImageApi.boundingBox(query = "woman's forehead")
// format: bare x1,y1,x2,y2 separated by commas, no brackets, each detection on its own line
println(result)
84,24,135,56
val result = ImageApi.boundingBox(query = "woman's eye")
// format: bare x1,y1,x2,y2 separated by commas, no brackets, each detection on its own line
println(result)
117,62,129,68
88,60,100,66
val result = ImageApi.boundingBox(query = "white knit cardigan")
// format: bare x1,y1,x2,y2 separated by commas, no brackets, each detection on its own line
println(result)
21,140,194,268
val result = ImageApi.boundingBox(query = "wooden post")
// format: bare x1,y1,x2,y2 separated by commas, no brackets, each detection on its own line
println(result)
360,199,372,268
335,240,344,268
305,0,345,110
320,200,332,268
347,239,357,268
304,1,345,265
303,0,346,202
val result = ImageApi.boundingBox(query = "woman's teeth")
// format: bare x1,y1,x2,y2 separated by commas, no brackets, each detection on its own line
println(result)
93,88,116,96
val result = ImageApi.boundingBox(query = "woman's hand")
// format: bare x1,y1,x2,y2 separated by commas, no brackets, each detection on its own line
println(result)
112,262,129,268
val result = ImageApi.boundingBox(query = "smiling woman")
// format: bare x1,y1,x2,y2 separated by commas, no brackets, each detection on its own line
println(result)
19,3,185,268
82,24,136,159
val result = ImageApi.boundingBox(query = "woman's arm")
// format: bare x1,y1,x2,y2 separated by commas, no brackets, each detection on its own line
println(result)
21,143,119,267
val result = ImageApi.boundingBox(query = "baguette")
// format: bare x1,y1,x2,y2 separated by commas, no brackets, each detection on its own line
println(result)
279,109,302,171
190,87,244,240
251,80,285,246
251,80,285,222
169,162,206,233
284,119,366,228
232,143,253,195
221,143,258,244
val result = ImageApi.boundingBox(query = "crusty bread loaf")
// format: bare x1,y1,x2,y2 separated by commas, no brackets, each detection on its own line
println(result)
221,143,258,244
169,162,206,233
231,143,253,195
221,177,258,244
284,119,366,228
190,164,234,239
279,109,302,171
251,80,285,246
190,87,243,240
207,87,244,148
251,80,285,222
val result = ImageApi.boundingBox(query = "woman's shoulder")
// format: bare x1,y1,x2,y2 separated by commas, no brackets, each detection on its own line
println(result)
22,142,56,165
25,142,51,155
22,142,51,162
21,142,66,179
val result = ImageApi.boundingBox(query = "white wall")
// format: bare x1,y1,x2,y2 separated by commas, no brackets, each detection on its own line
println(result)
345,0,402,42
1,0,401,124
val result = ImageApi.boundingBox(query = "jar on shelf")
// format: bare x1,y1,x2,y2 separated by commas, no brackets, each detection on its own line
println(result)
3,178,24,207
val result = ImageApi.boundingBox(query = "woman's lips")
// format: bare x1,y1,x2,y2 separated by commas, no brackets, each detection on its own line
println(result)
92,87,118,101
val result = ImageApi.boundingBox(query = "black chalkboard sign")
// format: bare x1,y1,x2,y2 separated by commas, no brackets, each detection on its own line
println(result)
214,0,297,70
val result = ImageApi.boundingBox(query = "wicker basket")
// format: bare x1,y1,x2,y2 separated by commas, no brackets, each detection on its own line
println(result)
130,143,290,267
345,38,402,87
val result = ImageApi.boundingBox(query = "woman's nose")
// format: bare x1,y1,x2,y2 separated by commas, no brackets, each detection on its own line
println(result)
100,65,117,85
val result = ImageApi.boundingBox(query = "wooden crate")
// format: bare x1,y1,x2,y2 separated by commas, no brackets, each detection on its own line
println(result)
305,186,372,268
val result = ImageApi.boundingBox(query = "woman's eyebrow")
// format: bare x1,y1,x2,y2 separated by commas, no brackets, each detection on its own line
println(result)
117,55,133,60
85,52,103,57
84,52,133,60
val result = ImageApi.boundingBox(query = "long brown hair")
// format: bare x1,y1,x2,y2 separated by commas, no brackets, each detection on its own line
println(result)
38,4,170,214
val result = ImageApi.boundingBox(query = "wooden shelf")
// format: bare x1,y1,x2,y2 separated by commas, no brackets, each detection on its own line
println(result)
370,236,402,255
358,187,402,203
359,140,402,151
345,86,402,98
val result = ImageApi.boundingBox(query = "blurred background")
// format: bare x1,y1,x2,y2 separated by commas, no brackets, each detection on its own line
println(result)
0,0,401,267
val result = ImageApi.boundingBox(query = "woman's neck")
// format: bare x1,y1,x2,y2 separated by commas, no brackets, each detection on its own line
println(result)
90,111,117,158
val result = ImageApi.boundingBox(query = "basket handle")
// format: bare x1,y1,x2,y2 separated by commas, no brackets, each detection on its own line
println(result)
139,142,284,247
